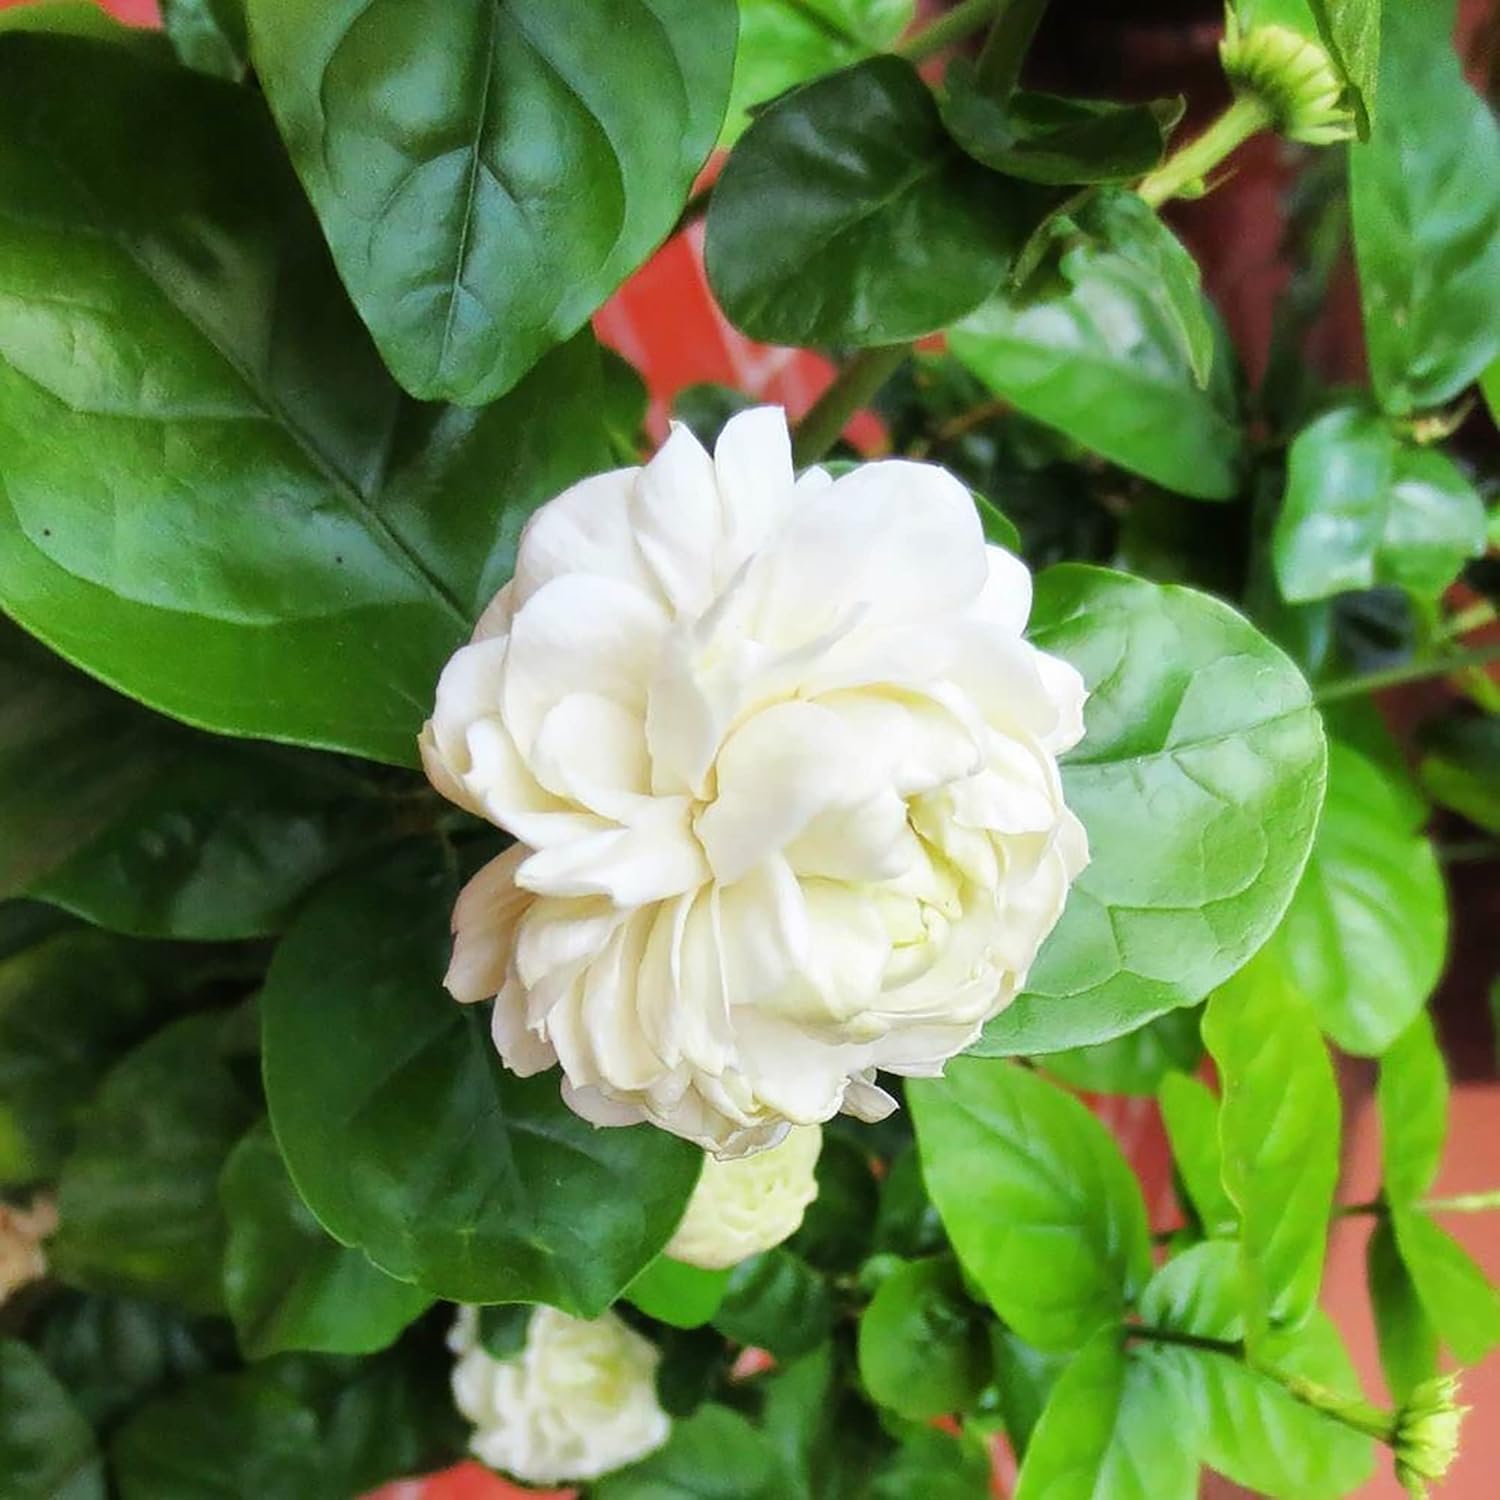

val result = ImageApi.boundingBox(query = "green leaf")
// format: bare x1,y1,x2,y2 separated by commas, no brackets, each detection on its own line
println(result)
909,1058,1151,1352
761,1343,890,1500
1391,1208,1500,1366
1042,1008,1203,1097
596,1404,782,1500
0,0,165,48
707,56,1049,348
111,1374,325,1499
34,1292,232,1430
858,1257,991,1419
788,1133,877,1273
1158,1072,1237,1237
723,0,914,146
220,1120,432,1360
160,0,247,79
941,63,1176,186
0,35,614,766
248,0,735,405
261,840,699,1310
1203,954,1339,1338
1306,0,1379,134
867,1427,991,1500
49,1013,257,1313
1368,1219,1438,1402
712,1249,835,1359
1417,713,1500,834
0,922,198,1186
1349,1,1500,414
0,1341,105,1500
1134,1242,1375,1499
950,192,1240,499
1274,405,1485,603
989,1328,1069,1459
872,1144,945,1260
1266,739,1447,1055
626,1256,731,1330
1377,1012,1448,1207
975,566,1327,1056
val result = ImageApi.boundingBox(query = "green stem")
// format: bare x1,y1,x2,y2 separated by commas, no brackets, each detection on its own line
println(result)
896,0,1003,64
974,0,1050,98
1314,641,1500,703
1334,1198,1386,1220
1128,1325,1244,1358
1435,599,1497,643
791,345,911,467
1137,94,1273,207
1420,1190,1500,1215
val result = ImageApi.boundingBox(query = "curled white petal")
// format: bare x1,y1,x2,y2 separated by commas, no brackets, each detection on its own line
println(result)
423,407,1089,1156
449,1306,669,1484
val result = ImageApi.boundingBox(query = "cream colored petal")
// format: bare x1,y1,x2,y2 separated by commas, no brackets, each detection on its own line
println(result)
444,847,530,1003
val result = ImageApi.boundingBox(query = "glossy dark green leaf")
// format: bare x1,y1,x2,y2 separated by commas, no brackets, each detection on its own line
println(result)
941,62,1175,185
788,1133,877,1272
950,193,1240,498
1417,713,1500,834
51,1013,258,1313
867,1427,991,1500
1157,1072,1237,1237
707,56,1049,347
1349,1,1499,413
161,0,247,78
872,1144,945,1260
1265,739,1447,1055
713,1249,834,1359
1042,1007,1203,1097
910,1058,1151,1351
858,1257,990,1419
0,0,165,47
1368,1220,1438,1402
626,1256,731,1330
248,0,735,404
220,1120,432,1359
596,1404,782,1500
976,567,1327,1056
1274,406,1485,602
1203,953,1339,1339
0,922,196,1186
261,840,699,1310
35,1292,232,1430
1377,1012,1448,1207
0,35,613,766
760,1343,889,1500
1391,1209,1500,1366
723,0,914,146
111,1374,325,1499
989,1328,1069,1459
0,1340,105,1500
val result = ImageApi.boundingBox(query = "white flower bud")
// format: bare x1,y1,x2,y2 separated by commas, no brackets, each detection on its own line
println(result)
667,1124,822,1269
448,1305,669,1484
0,1194,56,1304
1394,1373,1466,1498
1221,11,1355,145
423,407,1088,1157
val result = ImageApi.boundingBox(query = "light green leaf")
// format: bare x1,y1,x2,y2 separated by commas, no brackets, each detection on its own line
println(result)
1307,0,1380,133
1204,951,1339,1337
857,1257,990,1419
1368,1219,1438,1401
1377,1011,1448,1207
0,0,165,49
625,1256,731,1331
1274,405,1485,603
0,34,613,766
248,0,735,404
723,0,913,146
220,1120,432,1360
1349,1,1500,413
596,1404,782,1500
989,1329,1069,1460
1042,1007,1203,1097
975,566,1327,1056
50,1013,258,1313
950,193,1241,498
1267,740,1448,1055
707,56,1049,347
1391,1209,1500,1366
1158,1072,1237,1236
111,1375,325,1499
260,840,700,1310
160,0,246,78
909,1058,1152,1352
713,1249,835,1359
0,1340,106,1500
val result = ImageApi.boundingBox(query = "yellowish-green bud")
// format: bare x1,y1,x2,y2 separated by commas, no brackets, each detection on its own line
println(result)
1220,12,1356,145
1393,1373,1467,1498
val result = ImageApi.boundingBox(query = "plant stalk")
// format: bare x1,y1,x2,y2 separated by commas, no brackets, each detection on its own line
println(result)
1137,94,1273,207
974,0,1051,98
896,0,1004,64
1420,1190,1500,1215
792,345,911,467
1314,641,1500,703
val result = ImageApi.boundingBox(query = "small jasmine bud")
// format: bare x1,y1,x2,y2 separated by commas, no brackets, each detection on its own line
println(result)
1220,9,1356,145
1393,1373,1467,1498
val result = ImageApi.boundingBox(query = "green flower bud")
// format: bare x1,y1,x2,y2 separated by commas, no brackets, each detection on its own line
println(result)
1220,9,1356,145
1393,1374,1467,1498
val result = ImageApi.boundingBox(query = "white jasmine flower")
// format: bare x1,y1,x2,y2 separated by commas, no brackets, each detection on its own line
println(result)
423,407,1088,1156
0,1194,56,1304
448,1305,669,1483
